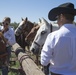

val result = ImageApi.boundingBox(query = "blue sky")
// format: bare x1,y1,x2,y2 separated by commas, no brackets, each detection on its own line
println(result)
0,0,76,23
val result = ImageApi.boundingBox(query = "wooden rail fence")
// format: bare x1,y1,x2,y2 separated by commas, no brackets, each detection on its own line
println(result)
12,43,45,75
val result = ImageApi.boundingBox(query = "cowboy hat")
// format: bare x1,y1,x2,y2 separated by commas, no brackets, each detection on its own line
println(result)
48,2,76,21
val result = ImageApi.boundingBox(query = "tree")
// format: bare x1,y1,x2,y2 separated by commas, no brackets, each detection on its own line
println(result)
10,22,19,30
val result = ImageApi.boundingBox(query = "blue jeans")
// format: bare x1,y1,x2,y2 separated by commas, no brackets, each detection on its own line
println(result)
1,46,12,75
6,46,12,63
1,66,8,75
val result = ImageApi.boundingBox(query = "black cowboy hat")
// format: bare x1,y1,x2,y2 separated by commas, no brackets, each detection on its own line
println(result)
48,2,76,21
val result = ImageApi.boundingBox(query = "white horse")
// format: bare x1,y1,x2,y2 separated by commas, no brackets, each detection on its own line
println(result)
30,18,52,54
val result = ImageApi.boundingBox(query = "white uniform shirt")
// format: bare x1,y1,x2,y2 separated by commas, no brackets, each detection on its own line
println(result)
41,24,76,75
0,26,16,46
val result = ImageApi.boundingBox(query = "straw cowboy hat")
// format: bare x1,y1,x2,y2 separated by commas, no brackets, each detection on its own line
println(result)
48,2,76,21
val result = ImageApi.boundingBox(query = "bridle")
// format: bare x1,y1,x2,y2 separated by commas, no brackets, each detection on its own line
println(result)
34,41,41,47
15,20,28,36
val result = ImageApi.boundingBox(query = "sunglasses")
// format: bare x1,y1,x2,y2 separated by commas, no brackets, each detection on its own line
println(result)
2,22,9,26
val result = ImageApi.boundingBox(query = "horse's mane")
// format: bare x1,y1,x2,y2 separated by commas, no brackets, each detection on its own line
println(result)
0,32,6,44
0,32,6,53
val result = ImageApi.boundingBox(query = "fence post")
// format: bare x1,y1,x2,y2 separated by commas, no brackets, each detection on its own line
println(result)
12,43,45,75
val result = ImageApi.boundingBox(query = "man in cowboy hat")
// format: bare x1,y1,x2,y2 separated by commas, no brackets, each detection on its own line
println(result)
41,2,76,75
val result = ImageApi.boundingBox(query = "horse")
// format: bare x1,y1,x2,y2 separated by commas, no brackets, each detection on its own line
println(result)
25,22,40,44
29,18,52,65
15,17,35,50
0,32,8,66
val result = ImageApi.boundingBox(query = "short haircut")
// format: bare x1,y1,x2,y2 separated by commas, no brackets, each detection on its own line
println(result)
63,14,74,22
3,17,11,23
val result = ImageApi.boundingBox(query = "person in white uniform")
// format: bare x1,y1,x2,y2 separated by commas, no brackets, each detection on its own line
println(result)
41,2,76,75
0,17,16,75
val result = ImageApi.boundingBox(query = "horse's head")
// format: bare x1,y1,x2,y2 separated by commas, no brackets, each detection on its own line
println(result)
25,24,40,42
15,17,34,37
30,18,52,54
15,17,27,36
15,17,35,49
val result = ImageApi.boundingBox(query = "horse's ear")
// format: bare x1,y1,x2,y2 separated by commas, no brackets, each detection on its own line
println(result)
33,22,37,26
25,17,28,21
42,17,49,25
38,18,42,26
39,18,41,23
21,18,24,21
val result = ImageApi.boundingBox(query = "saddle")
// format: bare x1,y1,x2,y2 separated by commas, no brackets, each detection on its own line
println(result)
0,32,8,66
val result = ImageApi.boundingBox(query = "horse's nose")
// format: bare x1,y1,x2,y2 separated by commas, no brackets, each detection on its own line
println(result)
31,48,39,55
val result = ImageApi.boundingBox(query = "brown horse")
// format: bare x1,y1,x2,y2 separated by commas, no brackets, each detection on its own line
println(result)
25,24,40,43
25,18,44,45
0,32,8,66
15,17,35,50
0,32,6,52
